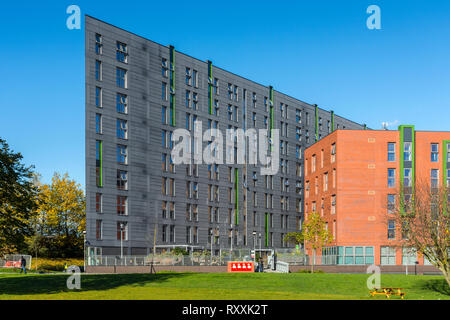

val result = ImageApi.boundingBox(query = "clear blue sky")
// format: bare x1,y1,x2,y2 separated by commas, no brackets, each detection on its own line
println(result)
1,0,449,187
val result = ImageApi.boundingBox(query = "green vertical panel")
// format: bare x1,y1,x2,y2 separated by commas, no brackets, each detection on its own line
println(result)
269,86,273,132
314,104,318,142
444,140,450,213
235,168,239,225
399,125,416,191
265,213,269,247
208,60,213,115
99,141,103,187
331,110,335,132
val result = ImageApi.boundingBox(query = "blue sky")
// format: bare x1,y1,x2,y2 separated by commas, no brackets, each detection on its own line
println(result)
1,0,449,187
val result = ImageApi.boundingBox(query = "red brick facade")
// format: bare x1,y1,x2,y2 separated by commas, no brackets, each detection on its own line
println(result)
304,128,450,266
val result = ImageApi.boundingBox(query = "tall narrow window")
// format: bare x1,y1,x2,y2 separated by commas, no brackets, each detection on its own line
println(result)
95,34,102,55
95,114,102,134
431,143,439,162
388,169,396,188
116,41,128,63
162,82,168,101
388,220,395,239
117,170,128,190
117,119,127,139
95,193,102,213
117,93,127,114
403,142,412,161
95,87,102,107
404,168,412,187
96,220,102,240
117,196,127,215
387,143,396,162
431,169,439,189
117,145,127,164
116,67,127,88
117,222,128,240
95,60,102,81
95,140,102,188
387,194,395,214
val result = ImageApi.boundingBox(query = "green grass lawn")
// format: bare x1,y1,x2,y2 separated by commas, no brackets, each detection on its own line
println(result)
0,272,448,300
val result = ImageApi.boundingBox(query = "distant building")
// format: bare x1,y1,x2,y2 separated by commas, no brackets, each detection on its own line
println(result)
304,126,450,265
85,15,366,258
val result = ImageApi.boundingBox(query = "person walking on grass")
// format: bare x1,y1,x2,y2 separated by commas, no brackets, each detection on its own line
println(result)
20,256,27,274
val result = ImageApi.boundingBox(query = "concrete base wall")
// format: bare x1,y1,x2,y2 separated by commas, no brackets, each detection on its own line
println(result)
289,265,442,275
86,265,227,274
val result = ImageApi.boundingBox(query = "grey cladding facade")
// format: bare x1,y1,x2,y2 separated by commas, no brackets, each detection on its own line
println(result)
85,15,365,256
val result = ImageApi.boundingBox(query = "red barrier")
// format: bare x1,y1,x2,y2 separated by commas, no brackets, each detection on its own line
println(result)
4,261,20,268
227,261,255,272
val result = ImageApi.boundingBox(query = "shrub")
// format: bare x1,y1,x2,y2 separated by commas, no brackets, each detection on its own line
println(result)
297,269,324,274
30,258,83,272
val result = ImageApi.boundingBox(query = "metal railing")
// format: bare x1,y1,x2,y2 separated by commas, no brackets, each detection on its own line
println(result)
88,250,254,267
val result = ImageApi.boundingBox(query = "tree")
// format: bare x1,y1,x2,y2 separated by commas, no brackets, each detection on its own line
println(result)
303,212,333,272
0,138,38,255
283,232,304,249
391,181,450,287
33,172,85,258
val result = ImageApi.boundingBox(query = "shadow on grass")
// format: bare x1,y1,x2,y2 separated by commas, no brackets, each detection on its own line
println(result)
0,272,188,296
418,278,450,296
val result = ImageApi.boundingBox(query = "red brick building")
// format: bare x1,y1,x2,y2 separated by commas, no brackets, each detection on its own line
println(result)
304,126,450,266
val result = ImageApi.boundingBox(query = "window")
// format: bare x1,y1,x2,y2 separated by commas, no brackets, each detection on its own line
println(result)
431,143,439,162
95,114,102,134
193,70,198,87
116,41,128,63
387,143,396,161
311,155,316,173
95,87,102,107
117,170,128,190
402,248,417,265
95,141,102,187
447,143,450,162
161,106,167,124
447,168,450,187
117,119,127,139
95,193,102,213
388,220,395,239
380,247,396,265
117,222,128,240
162,201,167,219
116,67,127,88
331,143,336,163
186,226,192,244
387,194,395,214
404,168,412,187
403,142,412,161
117,196,127,215
388,169,395,188
296,109,301,123
96,220,102,240
117,94,127,113
117,145,127,164
193,92,198,110
162,225,167,242
161,58,168,77
95,34,102,55
185,67,191,86
431,169,439,189
323,173,328,191
331,195,336,214
162,82,168,101
95,60,102,81
213,78,219,95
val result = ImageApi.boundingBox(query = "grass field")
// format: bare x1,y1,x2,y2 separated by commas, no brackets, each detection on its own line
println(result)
0,272,448,300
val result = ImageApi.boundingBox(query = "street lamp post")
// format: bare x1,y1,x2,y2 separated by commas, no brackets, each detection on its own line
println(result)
83,231,86,272
211,230,215,265
252,231,257,265
120,223,125,260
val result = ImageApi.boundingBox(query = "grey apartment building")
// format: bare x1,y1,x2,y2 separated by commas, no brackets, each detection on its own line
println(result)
85,15,366,257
